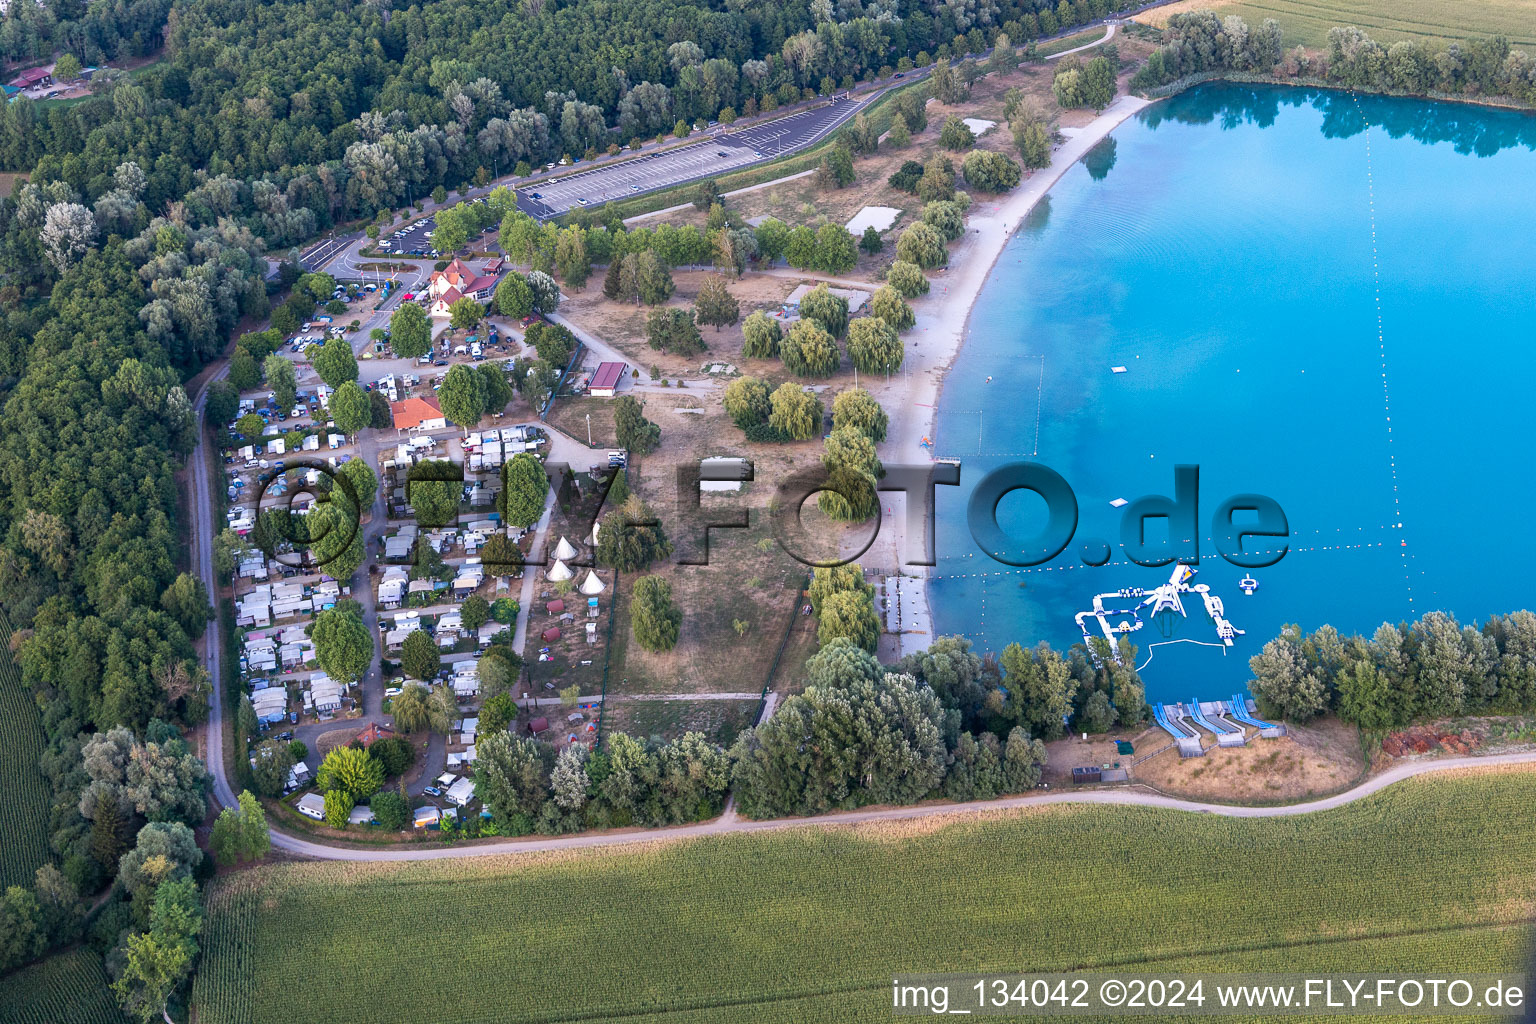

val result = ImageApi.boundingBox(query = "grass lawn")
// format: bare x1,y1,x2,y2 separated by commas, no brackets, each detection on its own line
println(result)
193,767,1536,1024
1137,0,1536,48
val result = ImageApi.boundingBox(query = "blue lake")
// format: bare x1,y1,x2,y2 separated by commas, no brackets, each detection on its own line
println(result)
929,83,1536,705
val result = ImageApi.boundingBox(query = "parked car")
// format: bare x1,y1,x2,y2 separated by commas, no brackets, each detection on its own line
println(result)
423,786,442,797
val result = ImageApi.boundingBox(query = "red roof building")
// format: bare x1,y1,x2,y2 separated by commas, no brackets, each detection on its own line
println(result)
547,599,565,614
541,627,561,642
356,723,397,747
391,395,446,431
429,258,501,302
588,361,628,398
8,67,52,88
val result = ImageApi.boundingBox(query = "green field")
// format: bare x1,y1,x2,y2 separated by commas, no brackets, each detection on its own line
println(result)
0,947,124,1024
193,769,1536,1024
1145,0,1536,49
0,608,54,888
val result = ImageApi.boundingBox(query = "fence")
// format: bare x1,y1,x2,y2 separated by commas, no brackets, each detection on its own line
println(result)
592,570,621,750
756,574,810,725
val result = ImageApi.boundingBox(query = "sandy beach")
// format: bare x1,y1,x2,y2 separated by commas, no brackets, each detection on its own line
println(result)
865,92,1153,658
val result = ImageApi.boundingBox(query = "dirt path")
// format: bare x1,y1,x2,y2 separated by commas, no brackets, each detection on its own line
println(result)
263,750,1536,861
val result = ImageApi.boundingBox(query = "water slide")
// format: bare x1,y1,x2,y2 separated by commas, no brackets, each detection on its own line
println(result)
1229,693,1277,730
1152,703,1195,742
1186,698,1239,736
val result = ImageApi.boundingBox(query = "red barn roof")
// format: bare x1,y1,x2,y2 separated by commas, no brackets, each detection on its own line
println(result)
589,361,627,393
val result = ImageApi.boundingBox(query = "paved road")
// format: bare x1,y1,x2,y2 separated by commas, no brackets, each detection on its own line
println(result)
519,94,871,218
261,749,1536,860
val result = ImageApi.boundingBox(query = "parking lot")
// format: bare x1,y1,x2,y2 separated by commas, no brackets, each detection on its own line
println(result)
380,217,438,256
519,136,761,217
517,93,868,218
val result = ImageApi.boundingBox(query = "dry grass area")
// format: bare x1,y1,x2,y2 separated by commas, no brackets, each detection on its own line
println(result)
603,697,760,745
1135,717,1367,803
546,395,620,449
1041,724,1160,786
561,270,797,379
1135,0,1536,48
598,394,822,697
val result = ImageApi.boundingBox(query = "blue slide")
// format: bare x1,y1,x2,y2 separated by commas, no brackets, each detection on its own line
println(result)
1152,703,1195,741
1186,698,1238,735
1229,693,1277,730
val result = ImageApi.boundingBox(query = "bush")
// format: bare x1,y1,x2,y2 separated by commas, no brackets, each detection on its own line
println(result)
939,116,975,150
962,150,1022,193
370,737,416,777
631,575,682,651
886,261,930,297
887,160,924,193
370,790,410,831
896,222,948,269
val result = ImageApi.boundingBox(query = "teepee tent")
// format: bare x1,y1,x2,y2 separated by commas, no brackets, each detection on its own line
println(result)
578,570,605,596
546,559,573,582
552,536,578,561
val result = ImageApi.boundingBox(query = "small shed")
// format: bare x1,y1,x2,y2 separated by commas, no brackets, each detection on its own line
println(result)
547,599,565,615
529,716,550,734
541,627,561,642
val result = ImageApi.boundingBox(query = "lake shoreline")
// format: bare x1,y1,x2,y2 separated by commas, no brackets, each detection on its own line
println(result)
874,92,1152,659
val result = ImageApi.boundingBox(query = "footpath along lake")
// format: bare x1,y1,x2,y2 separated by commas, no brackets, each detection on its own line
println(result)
929,82,1536,704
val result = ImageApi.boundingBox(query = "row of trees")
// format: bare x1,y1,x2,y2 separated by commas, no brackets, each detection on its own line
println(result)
1123,11,1536,102
731,637,1051,817
1249,610,1536,729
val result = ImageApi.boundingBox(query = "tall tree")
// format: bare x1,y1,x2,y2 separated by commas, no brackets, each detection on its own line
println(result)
692,274,739,331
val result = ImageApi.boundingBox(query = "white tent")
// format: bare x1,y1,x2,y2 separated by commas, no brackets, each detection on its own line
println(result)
578,570,605,596
552,535,578,561
587,520,601,546
546,558,573,582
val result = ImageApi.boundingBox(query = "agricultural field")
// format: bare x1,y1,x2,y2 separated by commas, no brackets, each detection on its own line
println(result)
0,948,123,1024
193,768,1536,1024
0,608,54,888
1136,0,1536,49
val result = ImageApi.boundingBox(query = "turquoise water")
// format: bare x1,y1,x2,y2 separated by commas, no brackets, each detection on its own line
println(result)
929,83,1536,704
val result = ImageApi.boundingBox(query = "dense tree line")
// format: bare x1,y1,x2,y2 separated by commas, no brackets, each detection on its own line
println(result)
0,0,170,64
731,637,1052,817
1249,610,1536,730
1131,11,1536,106
474,729,730,833
0,0,1145,274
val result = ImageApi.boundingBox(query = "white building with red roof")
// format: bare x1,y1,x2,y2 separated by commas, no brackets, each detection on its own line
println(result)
427,257,503,317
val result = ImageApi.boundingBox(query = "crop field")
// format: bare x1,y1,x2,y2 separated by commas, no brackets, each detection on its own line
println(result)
1137,0,1536,49
0,948,124,1024
0,607,53,888
193,768,1536,1024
